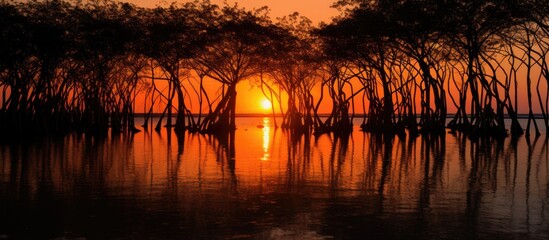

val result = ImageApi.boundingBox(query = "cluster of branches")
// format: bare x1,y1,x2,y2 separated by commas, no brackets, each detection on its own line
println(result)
1,0,549,140
320,0,549,139
0,0,159,136
0,0,287,137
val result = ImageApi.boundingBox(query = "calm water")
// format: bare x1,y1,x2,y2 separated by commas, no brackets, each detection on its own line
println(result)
1,117,548,240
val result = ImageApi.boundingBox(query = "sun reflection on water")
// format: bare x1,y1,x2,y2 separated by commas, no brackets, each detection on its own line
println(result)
261,117,270,161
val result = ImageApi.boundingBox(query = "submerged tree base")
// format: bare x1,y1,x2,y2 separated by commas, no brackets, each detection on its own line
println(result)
314,123,353,137
360,122,407,139
446,121,520,140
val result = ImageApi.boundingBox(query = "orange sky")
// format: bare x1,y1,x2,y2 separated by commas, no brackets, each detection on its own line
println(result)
124,0,339,24
120,0,546,115
123,0,340,114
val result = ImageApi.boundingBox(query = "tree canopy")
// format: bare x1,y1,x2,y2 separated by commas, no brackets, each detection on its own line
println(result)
1,0,549,140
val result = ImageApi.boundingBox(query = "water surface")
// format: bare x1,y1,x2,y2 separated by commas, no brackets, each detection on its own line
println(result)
1,117,548,239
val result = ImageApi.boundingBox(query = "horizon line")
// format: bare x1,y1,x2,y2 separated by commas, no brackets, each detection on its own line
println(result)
134,113,547,119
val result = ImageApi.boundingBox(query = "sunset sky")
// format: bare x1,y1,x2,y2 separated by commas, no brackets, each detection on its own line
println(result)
125,0,339,24
123,0,341,113
119,0,544,114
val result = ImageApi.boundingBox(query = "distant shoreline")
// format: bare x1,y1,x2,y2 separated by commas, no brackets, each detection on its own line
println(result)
134,113,547,119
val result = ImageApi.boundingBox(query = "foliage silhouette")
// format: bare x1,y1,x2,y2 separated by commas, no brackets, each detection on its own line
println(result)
0,0,548,140
319,0,549,139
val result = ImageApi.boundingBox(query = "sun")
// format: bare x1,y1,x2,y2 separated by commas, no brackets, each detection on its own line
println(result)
261,99,272,110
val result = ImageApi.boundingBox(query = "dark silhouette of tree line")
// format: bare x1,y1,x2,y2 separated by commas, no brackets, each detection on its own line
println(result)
323,0,549,139
1,0,548,139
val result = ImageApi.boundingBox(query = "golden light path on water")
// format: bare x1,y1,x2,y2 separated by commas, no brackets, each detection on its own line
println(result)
261,117,271,161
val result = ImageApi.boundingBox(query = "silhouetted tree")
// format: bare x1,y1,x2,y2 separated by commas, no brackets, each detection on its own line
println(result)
194,4,279,133
319,3,405,137
442,0,532,138
261,13,321,134
142,3,210,134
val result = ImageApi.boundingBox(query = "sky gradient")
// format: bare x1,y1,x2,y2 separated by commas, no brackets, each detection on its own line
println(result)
122,0,342,113
124,0,339,24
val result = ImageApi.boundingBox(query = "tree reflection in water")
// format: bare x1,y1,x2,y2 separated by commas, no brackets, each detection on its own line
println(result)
0,119,548,239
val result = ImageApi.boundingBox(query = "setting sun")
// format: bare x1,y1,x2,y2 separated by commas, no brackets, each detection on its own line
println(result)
261,99,272,110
